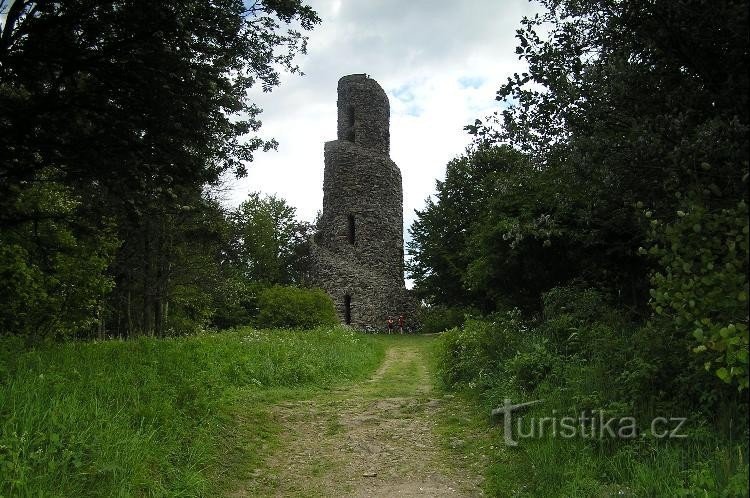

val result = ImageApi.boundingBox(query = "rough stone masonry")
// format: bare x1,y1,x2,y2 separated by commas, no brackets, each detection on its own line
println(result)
311,74,413,329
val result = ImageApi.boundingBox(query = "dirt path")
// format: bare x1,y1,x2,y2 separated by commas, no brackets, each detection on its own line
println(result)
230,336,483,497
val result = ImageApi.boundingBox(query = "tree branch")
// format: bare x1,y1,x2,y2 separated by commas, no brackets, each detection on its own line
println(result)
0,0,31,55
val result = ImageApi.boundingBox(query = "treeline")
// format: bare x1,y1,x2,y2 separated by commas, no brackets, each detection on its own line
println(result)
409,0,748,397
411,1,747,493
0,1,321,340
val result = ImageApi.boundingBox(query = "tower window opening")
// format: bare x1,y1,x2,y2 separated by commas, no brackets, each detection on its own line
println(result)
348,214,355,244
344,295,352,324
345,105,355,142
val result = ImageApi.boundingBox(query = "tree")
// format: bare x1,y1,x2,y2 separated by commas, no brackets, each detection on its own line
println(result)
0,179,118,339
407,145,600,312
431,0,749,391
407,146,523,309
459,0,748,309
230,192,312,285
0,0,319,208
0,0,320,337
483,0,745,200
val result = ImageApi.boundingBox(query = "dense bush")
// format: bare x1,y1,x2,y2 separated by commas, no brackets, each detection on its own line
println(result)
417,0,748,494
255,286,337,329
418,305,474,334
645,196,749,390
435,287,749,496
0,1,320,340
0,183,118,339
211,280,265,330
436,310,528,389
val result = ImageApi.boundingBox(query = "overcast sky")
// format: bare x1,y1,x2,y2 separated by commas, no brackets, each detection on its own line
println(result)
226,0,539,232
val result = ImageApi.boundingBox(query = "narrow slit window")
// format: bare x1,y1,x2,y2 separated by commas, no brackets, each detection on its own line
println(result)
345,105,355,142
348,214,355,244
344,295,351,325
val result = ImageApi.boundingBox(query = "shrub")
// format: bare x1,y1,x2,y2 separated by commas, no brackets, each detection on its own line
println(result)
505,341,557,392
538,286,623,360
435,297,748,496
542,285,606,322
255,286,337,329
436,310,527,388
644,196,749,390
418,305,474,333
0,183,118,339
212,279,265,330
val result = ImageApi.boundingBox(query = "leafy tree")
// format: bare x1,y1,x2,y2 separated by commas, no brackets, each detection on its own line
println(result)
407,144,639,311
410,0,748,393
230,192,313,286
407,146,520,308
105,191,239,336
0,0,319,210
471,0,749,387
0,179,118,338
473,0,748,193
0,0,320,338
465,0,748,304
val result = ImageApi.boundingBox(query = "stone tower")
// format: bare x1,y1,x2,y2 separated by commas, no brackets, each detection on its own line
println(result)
311,74,408,328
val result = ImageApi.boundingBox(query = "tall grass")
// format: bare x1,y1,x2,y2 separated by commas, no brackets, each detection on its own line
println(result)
0,327,384,496
433,304,749,497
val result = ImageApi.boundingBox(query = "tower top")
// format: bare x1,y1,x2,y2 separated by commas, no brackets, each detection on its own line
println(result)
336,74,390,155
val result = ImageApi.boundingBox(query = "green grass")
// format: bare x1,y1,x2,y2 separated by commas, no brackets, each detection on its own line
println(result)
460,397,750,497
364,334,433,398
430,332,749,498
0,327,385,497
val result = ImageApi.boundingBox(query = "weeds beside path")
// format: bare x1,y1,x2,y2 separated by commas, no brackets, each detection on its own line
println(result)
0,328,383,497
230,335,484,497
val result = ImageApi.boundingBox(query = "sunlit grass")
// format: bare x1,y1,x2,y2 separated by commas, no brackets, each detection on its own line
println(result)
0,327,385,496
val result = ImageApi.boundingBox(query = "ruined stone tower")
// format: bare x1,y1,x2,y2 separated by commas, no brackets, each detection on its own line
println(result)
311,74,408,328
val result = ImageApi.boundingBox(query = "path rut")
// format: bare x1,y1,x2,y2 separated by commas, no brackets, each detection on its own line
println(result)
230,337,483,497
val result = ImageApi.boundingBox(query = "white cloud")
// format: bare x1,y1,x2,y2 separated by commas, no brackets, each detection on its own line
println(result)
224,0,541,283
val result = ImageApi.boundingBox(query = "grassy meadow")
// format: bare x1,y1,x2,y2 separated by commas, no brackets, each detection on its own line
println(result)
0,327,385,496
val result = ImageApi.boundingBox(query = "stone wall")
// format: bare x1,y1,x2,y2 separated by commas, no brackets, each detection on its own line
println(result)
335,74,390,156
311,74,413,329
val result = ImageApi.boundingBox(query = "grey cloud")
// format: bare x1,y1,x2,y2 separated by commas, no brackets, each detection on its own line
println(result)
253,0,536,122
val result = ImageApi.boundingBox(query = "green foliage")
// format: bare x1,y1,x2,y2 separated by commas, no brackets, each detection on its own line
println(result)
682,457,750,497
0,0,320,201
0,1,320,339
0,182,118,338
208,193,315,331
541,285,608,323
230,193,313,286
407,142,648,313
479,0,748,203
436,0,749,316
421,0,749,495
417,306,473,334
435,295,749,496
408,146,587,311
436,310,528,389
255,286,338,330
537,285,739,413
211,279,266,331
505,341,557,393
0,327,383,496
645,196,749,390
105,193,232,337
